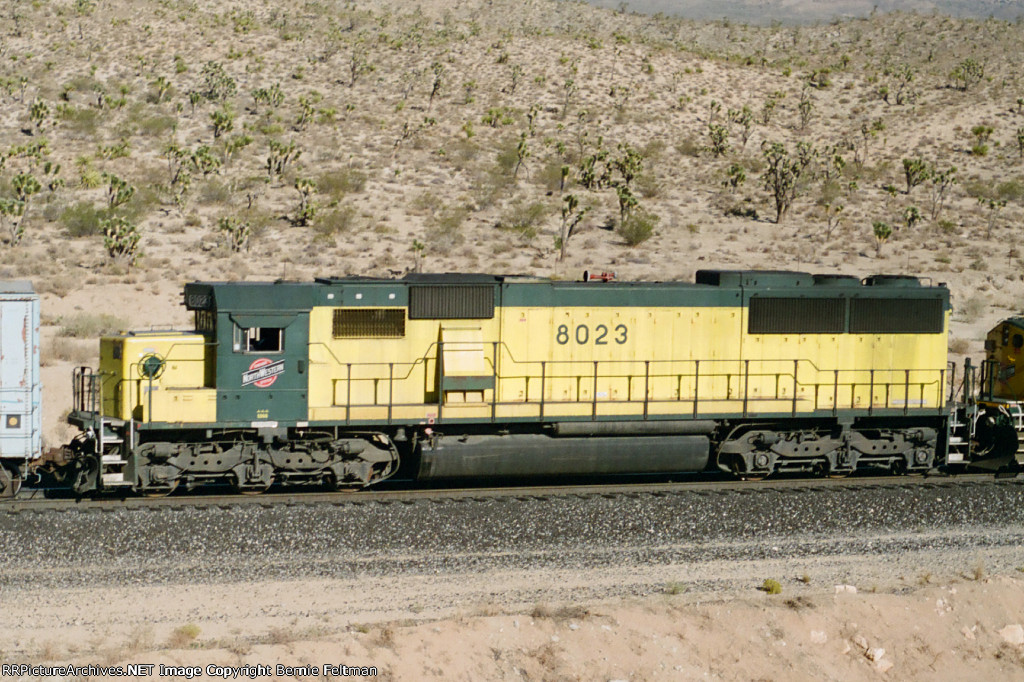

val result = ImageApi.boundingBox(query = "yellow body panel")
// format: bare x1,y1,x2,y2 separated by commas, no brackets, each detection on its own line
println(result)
99,332,216,423
305,304,949,422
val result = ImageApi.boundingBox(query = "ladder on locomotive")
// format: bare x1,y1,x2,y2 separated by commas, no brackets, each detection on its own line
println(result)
945,359,974,464
72,367,132,488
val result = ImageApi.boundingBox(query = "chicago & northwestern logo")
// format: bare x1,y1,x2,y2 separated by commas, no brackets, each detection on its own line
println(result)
242,358,285,388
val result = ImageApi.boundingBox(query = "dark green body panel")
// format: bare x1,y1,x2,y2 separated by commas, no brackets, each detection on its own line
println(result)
215,310,310,423
195,283,314,423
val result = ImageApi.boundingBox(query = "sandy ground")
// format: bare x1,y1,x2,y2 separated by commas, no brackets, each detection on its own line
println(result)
3,575,1024,680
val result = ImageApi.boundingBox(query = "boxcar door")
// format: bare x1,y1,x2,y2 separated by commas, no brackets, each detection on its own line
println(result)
217,312,309,424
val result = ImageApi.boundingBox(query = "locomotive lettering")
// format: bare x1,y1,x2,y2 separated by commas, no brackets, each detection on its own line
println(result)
241,358,285,387
556,323,628,345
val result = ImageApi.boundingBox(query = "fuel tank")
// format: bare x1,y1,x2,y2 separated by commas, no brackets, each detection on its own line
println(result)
416,433,710,480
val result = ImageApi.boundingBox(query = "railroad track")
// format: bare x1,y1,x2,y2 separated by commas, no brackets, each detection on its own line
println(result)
2,472,1019,514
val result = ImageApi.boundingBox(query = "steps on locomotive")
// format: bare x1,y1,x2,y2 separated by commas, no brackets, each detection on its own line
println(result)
97,416,131,487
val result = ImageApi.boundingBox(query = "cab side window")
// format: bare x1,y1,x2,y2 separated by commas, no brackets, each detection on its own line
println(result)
234,326,283,353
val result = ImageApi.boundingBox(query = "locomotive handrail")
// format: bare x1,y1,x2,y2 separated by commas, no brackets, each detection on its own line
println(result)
319,337,946,423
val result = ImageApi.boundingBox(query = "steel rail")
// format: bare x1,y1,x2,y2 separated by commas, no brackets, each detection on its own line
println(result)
1,473,1018,515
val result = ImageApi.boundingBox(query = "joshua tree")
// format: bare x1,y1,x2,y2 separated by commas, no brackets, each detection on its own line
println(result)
266,139,301,178
102,216,142,265
797,88,814,130
103,173,135,209
950,58,984,92
872,221,892,257
1,173,41,246
293,178,318,226
427,61,445,112
210,106,234,139
723,164,746,193
904,206,922,230
557,193,589,261
512,132,529,180
707,124,729,156
821,202,843,241
218,216,251,252
928,166,957,220
761,140,816,223
902,158,930,195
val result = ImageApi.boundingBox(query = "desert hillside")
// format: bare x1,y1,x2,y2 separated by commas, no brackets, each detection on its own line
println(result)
4,2,1024,678
1,1,1023,436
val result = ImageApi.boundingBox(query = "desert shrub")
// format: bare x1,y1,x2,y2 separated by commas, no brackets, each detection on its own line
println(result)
136,113,177,138
675,137,702,157
760,579,783,595
426,205,469,249
198,179,232,205
530,604,589,620
536,159,568,192
635,173,660,198
313,205,356,240
956,296,986,323
410,191,443,216
43,337,93,365
617,208,659,246
60,201,106,237
495,138,520,176
962,178,994,200
317,168,367,199
497,201,546,241
55,105,99,135
41,195,66,223
167,624,201,649
58,313,127,338
949,338,970,354
996,178,1024,203
34,272,77,298
726,205,759,220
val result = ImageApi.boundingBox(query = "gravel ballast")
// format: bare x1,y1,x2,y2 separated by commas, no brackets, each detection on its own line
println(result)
1,480,1022,595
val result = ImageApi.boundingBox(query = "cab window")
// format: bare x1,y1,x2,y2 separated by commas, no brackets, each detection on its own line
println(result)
234,326,283,353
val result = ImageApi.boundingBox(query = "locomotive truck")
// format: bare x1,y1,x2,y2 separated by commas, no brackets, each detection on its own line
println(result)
1,270,1018,497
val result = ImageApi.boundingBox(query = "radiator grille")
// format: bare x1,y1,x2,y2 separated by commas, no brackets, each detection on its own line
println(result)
409,285,495,319
850,298,943,334
748,297,845,334
333,308,406,338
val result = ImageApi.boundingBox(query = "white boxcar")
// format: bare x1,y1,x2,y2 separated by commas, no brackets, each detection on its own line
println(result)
0,282,40,491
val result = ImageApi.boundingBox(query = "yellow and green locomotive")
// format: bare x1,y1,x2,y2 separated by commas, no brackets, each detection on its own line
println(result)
65,270,958,494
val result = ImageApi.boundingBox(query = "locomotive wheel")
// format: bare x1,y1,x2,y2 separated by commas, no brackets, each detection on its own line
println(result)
232,473,272,495
140,479,179,498
322,469,338,491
